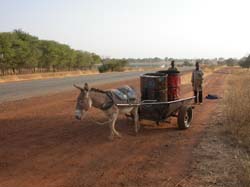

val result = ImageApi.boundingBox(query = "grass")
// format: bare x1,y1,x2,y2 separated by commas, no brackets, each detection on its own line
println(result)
223,69,250,147
0,70,100,83
223,68,250,186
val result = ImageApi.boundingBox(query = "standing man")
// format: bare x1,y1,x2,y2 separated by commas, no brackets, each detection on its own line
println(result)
192,61,204,104
168,60,178,71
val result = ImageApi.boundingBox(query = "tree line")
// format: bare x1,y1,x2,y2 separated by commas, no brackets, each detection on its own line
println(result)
239,55,250,69
1,29,249,75
0,30,101,75
218,56,250,68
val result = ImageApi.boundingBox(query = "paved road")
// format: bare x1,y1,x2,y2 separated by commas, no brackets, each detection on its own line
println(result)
0,67,192,103
0,71,149,103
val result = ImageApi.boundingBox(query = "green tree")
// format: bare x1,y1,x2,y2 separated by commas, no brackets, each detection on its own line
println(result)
0,33,15,74
239,55,250,69
0,29,102,75
13,29,41,72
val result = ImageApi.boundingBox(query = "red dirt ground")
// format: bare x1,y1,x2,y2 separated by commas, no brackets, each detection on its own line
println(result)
0,68,230,187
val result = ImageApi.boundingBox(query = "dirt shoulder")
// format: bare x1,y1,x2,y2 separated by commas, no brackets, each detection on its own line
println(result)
0,68,231,187
184,69,250,187
184,111,244,187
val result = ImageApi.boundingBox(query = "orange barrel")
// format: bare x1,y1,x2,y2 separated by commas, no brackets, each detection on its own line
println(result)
140,73,167,101
167,72,181,101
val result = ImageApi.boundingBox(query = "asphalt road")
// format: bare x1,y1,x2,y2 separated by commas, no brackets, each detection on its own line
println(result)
0,67,192,103
0,71,149,103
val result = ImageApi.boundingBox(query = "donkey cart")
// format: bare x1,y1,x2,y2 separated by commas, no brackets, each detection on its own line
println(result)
117,70,194,130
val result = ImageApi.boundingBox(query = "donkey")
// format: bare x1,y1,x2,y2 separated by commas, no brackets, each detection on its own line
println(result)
74,83,140,140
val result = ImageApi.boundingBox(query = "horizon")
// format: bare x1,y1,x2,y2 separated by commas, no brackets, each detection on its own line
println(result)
1,0,250,59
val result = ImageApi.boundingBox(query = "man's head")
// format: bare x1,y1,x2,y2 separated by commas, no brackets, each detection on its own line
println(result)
171,60,175,68
195,61,200,70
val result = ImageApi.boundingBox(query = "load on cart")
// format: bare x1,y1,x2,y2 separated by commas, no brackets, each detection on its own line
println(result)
117,69,194,130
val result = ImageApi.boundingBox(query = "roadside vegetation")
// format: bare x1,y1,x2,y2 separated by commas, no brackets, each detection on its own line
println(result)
0,29,132,76
219,54,250,68
223,69,250,186
0,29,101,75
1,29,249,77
239,55,250,69
224,69,250,148
189,68,250,186
98,59,128,73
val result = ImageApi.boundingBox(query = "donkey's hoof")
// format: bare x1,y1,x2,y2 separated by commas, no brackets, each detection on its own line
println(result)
116,134,122,138
135,128,140,134
108,135,114,141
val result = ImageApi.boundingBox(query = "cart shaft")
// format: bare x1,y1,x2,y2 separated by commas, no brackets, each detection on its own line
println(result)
116,96,195,107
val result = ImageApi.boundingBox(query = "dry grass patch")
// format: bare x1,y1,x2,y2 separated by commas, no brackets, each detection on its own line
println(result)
0,67,162,83
223,69,250,186
0,70,99,83
181,72,192,85
186,68,250,187
203,65,224,76
223,69,250,148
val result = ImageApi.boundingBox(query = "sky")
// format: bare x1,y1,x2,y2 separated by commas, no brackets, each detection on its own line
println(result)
0,0,250,59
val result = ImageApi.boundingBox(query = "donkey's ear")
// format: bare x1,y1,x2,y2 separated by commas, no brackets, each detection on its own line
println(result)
73,84,83,91
84,83,89,91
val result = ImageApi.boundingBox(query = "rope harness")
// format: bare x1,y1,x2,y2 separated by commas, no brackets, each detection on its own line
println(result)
90,88,114,110
88,87,134,125
81,88,114,125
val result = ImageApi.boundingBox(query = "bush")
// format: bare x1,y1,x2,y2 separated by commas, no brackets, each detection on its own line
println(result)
98,59,128,73
224,58,238,66
183,60,193,66
239,55,250,69
98,64,110,73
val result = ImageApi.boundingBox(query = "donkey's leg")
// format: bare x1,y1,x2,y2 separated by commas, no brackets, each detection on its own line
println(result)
112,111,122,138
108,109,120,140
132,107,140,134
108,120,115,141
108,113,116,141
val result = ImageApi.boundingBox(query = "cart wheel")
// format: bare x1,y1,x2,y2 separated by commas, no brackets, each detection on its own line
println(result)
177,106,193,130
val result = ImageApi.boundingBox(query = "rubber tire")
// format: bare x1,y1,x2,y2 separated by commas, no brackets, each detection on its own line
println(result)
177,106,193,130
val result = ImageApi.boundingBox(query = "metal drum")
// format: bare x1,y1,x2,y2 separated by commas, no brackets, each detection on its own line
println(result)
140,73,167,101
157,70,181,101
167,72,181,101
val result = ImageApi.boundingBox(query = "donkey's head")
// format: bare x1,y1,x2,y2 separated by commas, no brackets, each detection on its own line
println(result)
74,83,92,120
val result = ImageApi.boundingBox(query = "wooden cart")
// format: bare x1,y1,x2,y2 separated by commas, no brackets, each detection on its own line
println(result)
117,71,194,129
